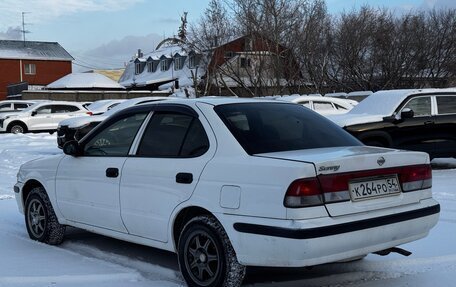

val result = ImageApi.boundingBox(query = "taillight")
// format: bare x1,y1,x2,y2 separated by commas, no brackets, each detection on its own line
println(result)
284,178,323,208
400,165,432,192
284,164,432,208
86,111,93,116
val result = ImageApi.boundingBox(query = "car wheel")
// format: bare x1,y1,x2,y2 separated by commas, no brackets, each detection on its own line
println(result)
25,186,66,245
9,123,27,134
178,215,246,287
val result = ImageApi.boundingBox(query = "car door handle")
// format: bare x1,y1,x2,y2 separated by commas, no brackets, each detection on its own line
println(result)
424,121,434,125
106,168,119,178
176,172,193,184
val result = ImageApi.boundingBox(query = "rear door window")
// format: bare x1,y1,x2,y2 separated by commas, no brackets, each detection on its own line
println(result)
52,105,80,113
14,103,30,110
313,101,335,111
136,113,209,158
35,105,52,114
436,96,456,115
0,103,12,111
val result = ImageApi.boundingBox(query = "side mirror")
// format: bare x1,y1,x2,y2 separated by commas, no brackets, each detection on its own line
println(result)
63,140,82,157
401,108,414,119
31,111,37,116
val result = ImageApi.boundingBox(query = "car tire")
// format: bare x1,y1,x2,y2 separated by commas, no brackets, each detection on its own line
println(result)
178,215,246,287
24,186,66,245
8,122,27,134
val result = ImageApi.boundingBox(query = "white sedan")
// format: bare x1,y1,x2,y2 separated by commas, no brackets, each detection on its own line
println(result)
14,98,439,287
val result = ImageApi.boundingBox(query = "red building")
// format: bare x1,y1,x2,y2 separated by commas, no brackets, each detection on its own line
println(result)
0,40,73,100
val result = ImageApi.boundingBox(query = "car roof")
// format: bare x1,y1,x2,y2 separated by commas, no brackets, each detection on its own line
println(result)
0,100,36,103
349,88,456,116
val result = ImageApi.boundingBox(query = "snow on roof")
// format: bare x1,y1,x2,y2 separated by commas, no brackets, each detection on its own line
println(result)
0,40,73,61
46,72,125,90
325,92,348,97
348,89,452,116
118,40,204,89
347,91,373,96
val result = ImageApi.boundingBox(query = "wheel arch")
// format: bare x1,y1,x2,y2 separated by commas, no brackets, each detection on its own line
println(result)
172,206,215,251
7,120,28,133
22,179,46,206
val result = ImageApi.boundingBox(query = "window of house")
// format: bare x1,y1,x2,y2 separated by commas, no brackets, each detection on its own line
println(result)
160,59,170,71
240,57,251,68
188,54,201,68
24,63,36,75
174,56,185,70
224,51,235,59
147,61,153,73
436,96,456,115
135,63,142,75
84,113,148,156
245,38,253,51
136,112,209,158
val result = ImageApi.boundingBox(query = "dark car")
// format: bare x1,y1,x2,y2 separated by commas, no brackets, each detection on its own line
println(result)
329,89,456,159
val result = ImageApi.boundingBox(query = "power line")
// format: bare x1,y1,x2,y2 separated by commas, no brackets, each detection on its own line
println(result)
72,62,100,70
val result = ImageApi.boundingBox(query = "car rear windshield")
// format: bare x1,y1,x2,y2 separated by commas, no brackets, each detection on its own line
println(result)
215,102,361,154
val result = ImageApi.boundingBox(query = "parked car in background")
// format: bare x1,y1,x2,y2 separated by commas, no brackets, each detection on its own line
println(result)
279,95,356,115
0,100,37,114
15,98,439,287
325,91,372,103
87,99,126,115
347,90,373,102
329,89,456,158
56,97,169,148
0,101,90,134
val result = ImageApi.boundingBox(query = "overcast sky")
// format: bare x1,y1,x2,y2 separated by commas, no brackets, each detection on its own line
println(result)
0,0,454,71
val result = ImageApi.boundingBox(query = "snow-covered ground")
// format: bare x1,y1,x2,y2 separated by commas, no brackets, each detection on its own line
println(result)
1,133,456,287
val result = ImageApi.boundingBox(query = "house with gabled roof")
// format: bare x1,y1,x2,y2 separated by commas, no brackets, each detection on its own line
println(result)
119,38,204,92
0,40,73,100
119,34,300,97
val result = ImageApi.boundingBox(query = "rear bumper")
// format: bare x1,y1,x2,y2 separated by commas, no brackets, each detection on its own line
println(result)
234,204,439,239
220,199,440,267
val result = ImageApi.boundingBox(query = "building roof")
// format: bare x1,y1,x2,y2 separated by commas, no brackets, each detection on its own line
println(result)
0,40,73,61
46,72,125,90
119,39,204,90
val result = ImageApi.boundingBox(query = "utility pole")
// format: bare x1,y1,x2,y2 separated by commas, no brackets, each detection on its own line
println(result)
21,12,31,46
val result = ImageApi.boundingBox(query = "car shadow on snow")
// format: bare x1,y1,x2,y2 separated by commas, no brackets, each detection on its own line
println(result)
62,227,369,286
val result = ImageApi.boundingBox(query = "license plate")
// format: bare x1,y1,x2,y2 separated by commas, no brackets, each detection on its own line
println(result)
349,176,401,201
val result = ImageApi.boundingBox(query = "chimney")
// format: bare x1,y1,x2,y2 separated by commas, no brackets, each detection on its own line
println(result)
137,49,143,58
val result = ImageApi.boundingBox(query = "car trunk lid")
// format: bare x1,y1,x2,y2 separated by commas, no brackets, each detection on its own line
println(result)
255,146,431,217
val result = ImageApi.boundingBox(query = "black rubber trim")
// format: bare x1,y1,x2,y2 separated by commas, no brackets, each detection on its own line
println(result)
233,204,440,239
